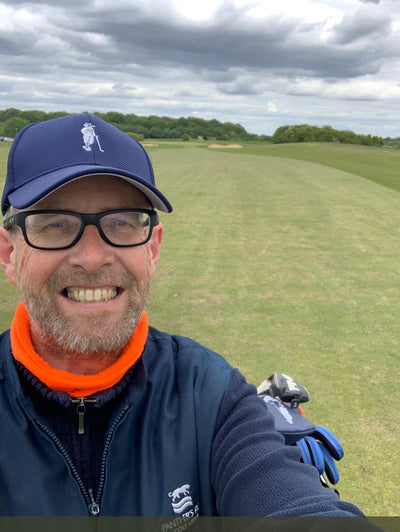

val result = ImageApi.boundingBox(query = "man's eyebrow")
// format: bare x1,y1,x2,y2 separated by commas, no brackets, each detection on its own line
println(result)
34,206,152,212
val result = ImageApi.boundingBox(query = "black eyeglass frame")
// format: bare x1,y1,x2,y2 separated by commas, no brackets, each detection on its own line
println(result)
3,209,160,250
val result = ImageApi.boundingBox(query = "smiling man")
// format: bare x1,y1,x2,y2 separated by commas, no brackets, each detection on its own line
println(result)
0,114,366,518
6,175,160,374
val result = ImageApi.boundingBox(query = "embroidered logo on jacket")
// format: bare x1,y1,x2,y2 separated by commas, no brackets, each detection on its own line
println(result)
168,484,194,515
81,122,104,152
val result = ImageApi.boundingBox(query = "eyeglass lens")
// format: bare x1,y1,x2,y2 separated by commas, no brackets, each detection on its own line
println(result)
24,211,152,248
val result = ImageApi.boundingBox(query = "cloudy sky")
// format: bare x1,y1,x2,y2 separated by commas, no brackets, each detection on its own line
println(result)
1,0,400,137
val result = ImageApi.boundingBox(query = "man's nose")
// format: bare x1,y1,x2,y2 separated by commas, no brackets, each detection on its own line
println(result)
67,224,115,271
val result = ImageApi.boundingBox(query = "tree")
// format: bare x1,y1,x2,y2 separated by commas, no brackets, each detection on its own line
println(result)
102,111,126,125
19,110,47,123
3,117,30,138
149,126,163,139
133,125,150,139
46,111,69,120
169,127,183,139
272,124,384,147
127,132,143,142
0,108,21,122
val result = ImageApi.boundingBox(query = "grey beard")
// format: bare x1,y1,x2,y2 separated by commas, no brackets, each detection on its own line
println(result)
32,291,148,355
17,272,151,357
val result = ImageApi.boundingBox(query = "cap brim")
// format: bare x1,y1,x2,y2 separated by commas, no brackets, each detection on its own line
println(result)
7,165,173,213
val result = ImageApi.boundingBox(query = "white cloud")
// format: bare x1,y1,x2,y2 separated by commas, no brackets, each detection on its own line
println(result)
267,102,279,113
286,76,400,101
171,0,221,21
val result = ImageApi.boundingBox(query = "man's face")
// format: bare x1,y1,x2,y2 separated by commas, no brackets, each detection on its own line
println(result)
2,175,163,357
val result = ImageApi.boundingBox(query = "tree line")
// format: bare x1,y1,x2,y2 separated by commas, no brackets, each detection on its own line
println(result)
0,108,387,146
272,124,384,147
0,108,265,142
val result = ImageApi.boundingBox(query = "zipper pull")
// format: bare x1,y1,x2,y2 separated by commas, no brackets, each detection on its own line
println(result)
76,398,86,435
88,488,100,516
71,397,97,435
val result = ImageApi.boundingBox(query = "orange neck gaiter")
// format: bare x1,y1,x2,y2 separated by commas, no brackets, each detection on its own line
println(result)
10,302,148,398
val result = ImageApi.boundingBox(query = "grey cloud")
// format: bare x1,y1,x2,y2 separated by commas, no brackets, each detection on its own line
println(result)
58,7,390,82
203,70,239,83
217,79,264,96
1,1,396,85
0,35,33,56
330,7,392,44
1,0,87,5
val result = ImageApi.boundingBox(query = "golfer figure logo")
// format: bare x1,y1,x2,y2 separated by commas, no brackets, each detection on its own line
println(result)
81,122,104,152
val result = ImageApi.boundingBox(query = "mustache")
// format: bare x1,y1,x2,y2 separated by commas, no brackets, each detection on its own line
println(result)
45,271,137,291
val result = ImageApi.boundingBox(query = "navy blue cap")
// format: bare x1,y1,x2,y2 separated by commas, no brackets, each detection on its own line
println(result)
2,113,173,215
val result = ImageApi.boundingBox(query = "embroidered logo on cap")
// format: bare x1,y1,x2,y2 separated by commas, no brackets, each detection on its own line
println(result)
81,122,104,152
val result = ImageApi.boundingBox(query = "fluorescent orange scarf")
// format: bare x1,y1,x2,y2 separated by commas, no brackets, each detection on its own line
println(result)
10,302,148,398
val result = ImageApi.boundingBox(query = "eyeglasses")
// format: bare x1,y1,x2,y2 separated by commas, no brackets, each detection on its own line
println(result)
3,209,159,250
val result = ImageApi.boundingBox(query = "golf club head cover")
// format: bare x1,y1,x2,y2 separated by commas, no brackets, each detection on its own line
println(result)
260,395,316,445
296,425,344,485
268,373,310,407
260,395,344,485
297,425,344,484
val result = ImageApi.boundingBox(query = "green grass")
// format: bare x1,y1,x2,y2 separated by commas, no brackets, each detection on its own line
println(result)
213,141,400,193
148,143,400,516
0,140,399,516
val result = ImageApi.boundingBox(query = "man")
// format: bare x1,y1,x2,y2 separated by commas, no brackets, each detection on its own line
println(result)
0,114,364,517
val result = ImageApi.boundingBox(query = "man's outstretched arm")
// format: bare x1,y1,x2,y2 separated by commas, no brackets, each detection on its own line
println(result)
211,369,364,517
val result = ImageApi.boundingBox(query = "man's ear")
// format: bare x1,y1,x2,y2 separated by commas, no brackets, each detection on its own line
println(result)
0,228,16,285
148,222,163,276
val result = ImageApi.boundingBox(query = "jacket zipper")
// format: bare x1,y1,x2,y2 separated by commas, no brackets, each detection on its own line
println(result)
35,402,132,516
71,397,97,435
35,419,96,514
95,403,132,506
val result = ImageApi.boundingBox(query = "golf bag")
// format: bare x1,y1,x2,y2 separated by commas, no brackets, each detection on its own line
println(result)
258,373,344,492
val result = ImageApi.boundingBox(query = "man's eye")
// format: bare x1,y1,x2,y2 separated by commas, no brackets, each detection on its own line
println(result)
104,214,143,229
48,221,70,228
110,219,129,226
29,216,76,233
44,219,74,229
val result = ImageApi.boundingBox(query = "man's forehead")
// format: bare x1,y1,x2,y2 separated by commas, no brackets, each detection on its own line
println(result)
31,174,150,210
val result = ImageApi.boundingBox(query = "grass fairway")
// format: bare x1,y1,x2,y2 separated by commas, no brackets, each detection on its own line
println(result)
222,141,400,193
0,140,399,516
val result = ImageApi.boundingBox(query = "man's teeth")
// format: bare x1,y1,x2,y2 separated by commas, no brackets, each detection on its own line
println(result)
66,288,117,302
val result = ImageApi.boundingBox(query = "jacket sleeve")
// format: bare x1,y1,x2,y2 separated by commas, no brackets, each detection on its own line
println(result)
211,368,365,517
